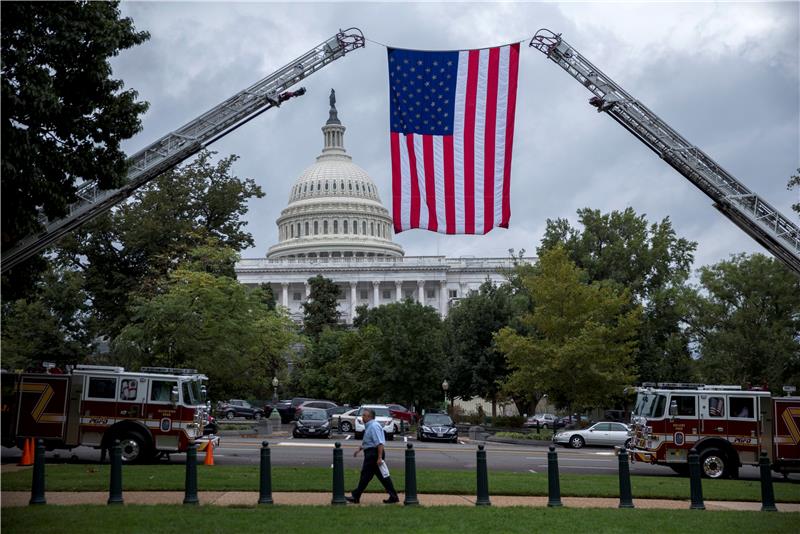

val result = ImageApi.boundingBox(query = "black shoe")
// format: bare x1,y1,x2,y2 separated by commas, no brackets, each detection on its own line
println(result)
345,496,360,504
383,496,399,504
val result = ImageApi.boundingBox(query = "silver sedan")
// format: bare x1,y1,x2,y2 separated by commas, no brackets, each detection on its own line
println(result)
553,422,632,449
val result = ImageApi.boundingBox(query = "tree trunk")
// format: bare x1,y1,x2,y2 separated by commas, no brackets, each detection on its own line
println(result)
491,394,497,419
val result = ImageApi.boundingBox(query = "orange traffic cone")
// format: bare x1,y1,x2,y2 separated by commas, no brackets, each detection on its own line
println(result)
18,438,33,466
203,439,214,466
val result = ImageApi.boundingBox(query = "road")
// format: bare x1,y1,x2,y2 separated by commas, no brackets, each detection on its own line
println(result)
2,433,790,481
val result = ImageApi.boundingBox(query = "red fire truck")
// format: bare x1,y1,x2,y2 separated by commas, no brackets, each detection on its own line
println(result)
1,364,217,463
629,383,800,479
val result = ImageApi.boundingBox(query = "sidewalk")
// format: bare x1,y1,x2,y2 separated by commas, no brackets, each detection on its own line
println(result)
2,491,799,511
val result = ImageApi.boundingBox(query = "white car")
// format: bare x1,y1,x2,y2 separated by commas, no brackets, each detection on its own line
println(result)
553,421,632,449
353,405,396,441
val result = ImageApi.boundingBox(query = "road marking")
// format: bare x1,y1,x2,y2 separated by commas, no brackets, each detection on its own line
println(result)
528,469,537,474
526,456,615,463
594,452,616,456
345,435,351,440
538,465,617,471
404,436,408,443
276,442,335,448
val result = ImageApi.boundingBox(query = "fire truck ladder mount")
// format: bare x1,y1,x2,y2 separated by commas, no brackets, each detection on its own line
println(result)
530,29,800,276
2,28,366,273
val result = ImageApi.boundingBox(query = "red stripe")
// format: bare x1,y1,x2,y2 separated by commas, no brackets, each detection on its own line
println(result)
406,134,421,228
501,43,519,228
390,132,403,233
443,136,456,234
483,47,500,234
463,50,480,234
422,135,437,232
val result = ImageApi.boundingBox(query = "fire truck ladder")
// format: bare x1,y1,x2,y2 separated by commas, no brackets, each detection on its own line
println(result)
530,29,800,276
1,28,365,273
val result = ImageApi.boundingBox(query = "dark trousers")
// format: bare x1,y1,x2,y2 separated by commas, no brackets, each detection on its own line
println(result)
352,447,398,499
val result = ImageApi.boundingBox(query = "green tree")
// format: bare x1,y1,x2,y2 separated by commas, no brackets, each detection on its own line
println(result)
1,1,149,297
789,168,800,216
302,275,341,340
687,253,800,391
538,207,696,383
444,281,516,418
295,328,352,400
496,247,641,411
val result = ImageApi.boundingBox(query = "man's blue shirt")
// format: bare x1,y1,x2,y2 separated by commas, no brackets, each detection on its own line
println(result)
362,418,385,449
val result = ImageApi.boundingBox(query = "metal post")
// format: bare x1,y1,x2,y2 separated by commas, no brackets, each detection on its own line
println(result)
547,445,562,507
258,441,273,505
759,451,777,512
29,439,46,505
183,442,199,505
107,439,124,505
331,442,347,505
617,449,634,508
688,448,705,510
404,443,419,505
475,444,491,506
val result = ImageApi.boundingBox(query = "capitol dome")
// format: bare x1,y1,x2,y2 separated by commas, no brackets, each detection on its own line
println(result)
267,91,404,259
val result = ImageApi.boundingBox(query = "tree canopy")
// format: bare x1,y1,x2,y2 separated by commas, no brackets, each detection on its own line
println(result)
302,275,341,339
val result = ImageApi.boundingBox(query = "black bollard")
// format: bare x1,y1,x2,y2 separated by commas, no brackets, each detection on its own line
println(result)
258,441,273,505
331,442,347,505
107,439,124,505
29,439,46,505
183,442,199,505
547,446,562,507
617,449,634,508
475,444,491,506
404,443,419,506
758,451,777,512
688,448,705,510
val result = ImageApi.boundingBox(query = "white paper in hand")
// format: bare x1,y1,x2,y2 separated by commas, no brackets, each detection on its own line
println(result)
379,461,390,478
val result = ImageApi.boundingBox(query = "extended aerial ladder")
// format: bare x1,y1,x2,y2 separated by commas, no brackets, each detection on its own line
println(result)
531,30,800,275
1,28,365,273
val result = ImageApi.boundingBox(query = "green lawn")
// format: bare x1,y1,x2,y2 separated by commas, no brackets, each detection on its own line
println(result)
2,505,798,534
3,465,799,502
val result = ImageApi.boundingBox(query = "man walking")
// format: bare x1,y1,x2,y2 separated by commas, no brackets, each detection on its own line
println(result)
347,407,399,504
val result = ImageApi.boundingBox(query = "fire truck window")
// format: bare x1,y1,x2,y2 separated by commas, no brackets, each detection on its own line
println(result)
119,379,138,401
730,397,754,419
182,382,193,404
88,377,117,399
708,397,725,417
672,395,696,416
150,380,176,402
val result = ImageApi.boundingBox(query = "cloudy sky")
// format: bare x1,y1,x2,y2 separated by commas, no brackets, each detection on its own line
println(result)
113,1,799,269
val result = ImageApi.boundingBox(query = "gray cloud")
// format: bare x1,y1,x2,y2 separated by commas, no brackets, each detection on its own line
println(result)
114,1,799,270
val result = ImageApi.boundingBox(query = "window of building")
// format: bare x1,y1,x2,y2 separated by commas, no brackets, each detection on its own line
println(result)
360,289,368,300
362,221,367,234
370,222,374,236
293,292,302,301
404,290,414,299
671,395,696,417
303,184,307,192
353,220,358,234
730,397,755,419
333,220,338,234
427,289,435,299
297,223,301,237
325,181,329,190
344,220,348,234
150,380,177,403
708,397,725,417
323,220,328,234
290,225,294,238
355,183,360,191
87,377,117,399
305,222,309,236
449,289,457,299
314,221,319,235
332,181,336,190
349,182,353,190
382,290,391,299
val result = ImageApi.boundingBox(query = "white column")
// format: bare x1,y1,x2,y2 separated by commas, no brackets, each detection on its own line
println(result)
350,282,358,321
459,282,467,298
439,280,448,317
417,280,425,303
304,282,311,298
281,282,289,308
372,281,380,308
395,280,403,302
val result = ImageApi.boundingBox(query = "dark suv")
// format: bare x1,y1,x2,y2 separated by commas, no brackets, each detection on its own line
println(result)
274,397,313,424
218,399,265,420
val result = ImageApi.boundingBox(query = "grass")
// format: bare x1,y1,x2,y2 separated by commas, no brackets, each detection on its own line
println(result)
3,465,799,502
495,431,553,440
2,505,798,534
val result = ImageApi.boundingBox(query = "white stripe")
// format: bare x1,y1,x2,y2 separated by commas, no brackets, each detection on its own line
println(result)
399,135,412,231
473,49,488,233
413,134,428,229
494,45,510,228
433,136,446,231
453,51,469,234
276,442,335,448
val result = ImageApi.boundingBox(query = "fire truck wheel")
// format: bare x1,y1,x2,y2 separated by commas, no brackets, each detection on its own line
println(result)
118,432,150,463
225,411,235,420
569,435,585,449
699,448,728,479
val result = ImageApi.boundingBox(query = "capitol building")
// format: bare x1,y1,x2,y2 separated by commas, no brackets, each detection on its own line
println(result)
235,94,523,322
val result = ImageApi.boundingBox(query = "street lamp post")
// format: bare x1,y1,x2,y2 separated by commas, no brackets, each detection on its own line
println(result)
272,377,279,402
442,379,449,413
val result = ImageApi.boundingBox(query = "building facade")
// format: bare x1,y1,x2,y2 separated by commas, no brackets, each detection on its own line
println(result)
235,93,525,322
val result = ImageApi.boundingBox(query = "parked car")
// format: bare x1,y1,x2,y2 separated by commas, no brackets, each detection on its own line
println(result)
353,405,396,440
292,408,331,439
326,405,350,419
218,399,265,420
417,412,458,443
553,421,633,449
387,404,418,424
331,407,360,433
523,413,563,429
296,400,339,419
274,397,313,424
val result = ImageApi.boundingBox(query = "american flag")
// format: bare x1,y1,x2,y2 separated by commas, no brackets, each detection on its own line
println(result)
388,43,520,234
